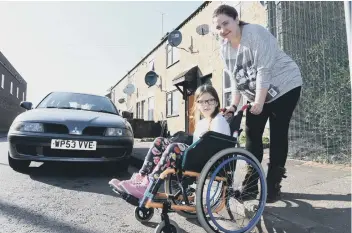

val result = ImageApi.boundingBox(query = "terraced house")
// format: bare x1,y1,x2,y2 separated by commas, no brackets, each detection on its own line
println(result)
0,51,27,132
108,1,267,135
107,0,350,165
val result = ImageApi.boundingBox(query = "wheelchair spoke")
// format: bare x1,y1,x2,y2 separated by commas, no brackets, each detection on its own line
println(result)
196,150,266,233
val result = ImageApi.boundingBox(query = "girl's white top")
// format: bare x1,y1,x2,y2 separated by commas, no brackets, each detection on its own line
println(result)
192,113,231,143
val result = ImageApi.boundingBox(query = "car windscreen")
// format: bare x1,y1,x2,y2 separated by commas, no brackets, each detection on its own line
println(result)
36,92,118,115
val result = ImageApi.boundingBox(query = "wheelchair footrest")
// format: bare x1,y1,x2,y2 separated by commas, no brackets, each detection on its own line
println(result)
111,188,140,207
121,192,140,207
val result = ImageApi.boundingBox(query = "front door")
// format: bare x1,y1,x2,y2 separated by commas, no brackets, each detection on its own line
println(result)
187,94,195,133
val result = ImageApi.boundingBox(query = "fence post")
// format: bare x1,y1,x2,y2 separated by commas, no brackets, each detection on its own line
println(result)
344,1,351,87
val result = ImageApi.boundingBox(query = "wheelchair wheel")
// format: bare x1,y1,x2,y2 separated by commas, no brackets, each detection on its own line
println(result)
164,174,197,219
154,220,180,233
134,206,154,223
196,147,267,233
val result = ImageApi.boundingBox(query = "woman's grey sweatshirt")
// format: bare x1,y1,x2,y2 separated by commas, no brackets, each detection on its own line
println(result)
220,24,303,103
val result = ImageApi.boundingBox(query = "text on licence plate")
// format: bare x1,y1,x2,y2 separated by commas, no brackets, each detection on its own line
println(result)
51,139,97,150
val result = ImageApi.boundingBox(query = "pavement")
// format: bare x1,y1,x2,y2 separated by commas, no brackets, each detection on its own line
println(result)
132,140,351,233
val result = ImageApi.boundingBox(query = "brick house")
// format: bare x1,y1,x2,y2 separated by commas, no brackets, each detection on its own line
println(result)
0,51,27,132
109,1,267,135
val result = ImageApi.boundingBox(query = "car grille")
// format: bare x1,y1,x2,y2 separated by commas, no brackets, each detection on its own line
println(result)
42,124,106,136
44,123,69,134
82,127,106,136
16,145,128,158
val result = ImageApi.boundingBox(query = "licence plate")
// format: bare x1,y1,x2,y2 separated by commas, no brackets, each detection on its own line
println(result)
51,139,97,151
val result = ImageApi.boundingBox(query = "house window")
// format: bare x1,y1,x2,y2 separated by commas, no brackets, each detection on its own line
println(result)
136,102,140,119
23,92,25,101
17,87,19,98
166,44,179,67
148,96,154,121
166,90,179,117
223,69,244,108
1,74,4,89
223,69,232,107
10,82,13,95
136,101,146,119
141,100,145,120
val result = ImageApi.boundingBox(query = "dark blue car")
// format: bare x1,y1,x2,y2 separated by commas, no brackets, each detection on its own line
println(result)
7,91,134,172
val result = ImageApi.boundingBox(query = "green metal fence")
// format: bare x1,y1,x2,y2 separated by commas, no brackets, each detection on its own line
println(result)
267,1,351,163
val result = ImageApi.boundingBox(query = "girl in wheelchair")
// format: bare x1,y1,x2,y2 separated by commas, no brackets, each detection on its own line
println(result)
109,84,231,200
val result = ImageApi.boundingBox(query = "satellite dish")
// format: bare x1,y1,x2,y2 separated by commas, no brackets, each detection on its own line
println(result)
118,98,125,104
168,30,182,47
196,24,209,36
123,84,135,95
145,70,158,87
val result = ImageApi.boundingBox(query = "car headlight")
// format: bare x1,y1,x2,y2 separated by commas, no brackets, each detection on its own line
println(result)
10,122,44,133
105,127,132,137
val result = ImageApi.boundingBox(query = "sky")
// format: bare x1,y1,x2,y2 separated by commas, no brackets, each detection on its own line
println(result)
0,1,203,105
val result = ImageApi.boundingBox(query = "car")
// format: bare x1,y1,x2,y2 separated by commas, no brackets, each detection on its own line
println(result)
7,91,134,172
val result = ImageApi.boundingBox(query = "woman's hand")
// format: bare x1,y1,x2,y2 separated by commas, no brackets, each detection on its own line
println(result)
250,102,264,115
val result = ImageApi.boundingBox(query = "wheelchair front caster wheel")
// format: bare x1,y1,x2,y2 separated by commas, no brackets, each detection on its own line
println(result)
154,220,180,233
134,206,154,223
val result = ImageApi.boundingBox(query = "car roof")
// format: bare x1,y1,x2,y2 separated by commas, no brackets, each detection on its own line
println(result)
50,91,107,99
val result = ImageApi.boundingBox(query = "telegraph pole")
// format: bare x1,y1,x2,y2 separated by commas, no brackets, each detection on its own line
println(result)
161,12,165,37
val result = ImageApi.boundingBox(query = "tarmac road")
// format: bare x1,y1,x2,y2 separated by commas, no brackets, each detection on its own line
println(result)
0,137,207,233
0,136,350,233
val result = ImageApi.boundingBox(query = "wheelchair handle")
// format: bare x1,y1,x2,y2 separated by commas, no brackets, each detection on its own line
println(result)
221,103,252,114
241,103,252,112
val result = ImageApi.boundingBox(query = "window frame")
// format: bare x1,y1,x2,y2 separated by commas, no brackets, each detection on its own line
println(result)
166,44,180,68
147,96,155,121
1,74,4,89
223,69,244,109
166,90,179,118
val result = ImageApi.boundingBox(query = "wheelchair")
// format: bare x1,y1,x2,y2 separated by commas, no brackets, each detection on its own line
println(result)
112,104,267,233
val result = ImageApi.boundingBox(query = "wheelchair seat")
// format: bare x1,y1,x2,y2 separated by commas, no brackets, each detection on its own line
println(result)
181,131,237,173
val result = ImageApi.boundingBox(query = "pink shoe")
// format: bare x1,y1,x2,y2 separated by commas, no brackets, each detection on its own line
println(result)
109,173,144,193
109,178,124,193
119,177,150,199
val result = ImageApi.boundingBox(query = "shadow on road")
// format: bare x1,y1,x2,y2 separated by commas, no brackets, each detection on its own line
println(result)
27,159,141,198
256,192,351,233
0,199,96,233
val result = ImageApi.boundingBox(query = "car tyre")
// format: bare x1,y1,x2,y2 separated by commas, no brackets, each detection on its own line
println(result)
8,153,31,172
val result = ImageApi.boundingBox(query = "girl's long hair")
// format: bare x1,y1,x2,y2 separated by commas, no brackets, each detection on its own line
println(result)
192,84,221,120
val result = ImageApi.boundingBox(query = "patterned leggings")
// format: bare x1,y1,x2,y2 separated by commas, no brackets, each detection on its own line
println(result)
139,137,189,180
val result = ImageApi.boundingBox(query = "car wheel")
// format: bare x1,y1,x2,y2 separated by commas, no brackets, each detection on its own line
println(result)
8,153,31,172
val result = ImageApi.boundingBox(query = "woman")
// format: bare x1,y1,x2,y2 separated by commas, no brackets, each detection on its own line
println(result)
213,4,302,203
109,84,231,200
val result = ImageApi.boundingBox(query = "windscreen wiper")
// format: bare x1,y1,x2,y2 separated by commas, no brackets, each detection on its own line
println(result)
96,109,116,115
46,106,82,110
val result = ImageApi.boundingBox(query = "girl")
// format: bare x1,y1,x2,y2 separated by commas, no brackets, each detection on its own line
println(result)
109,84,231,200
213,4,302,202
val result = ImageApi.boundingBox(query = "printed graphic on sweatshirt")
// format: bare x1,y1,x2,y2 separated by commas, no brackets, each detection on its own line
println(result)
224,54,280,102
225,54,257,102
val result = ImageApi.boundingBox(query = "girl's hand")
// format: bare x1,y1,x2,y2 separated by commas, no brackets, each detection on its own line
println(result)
250,102,263,115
